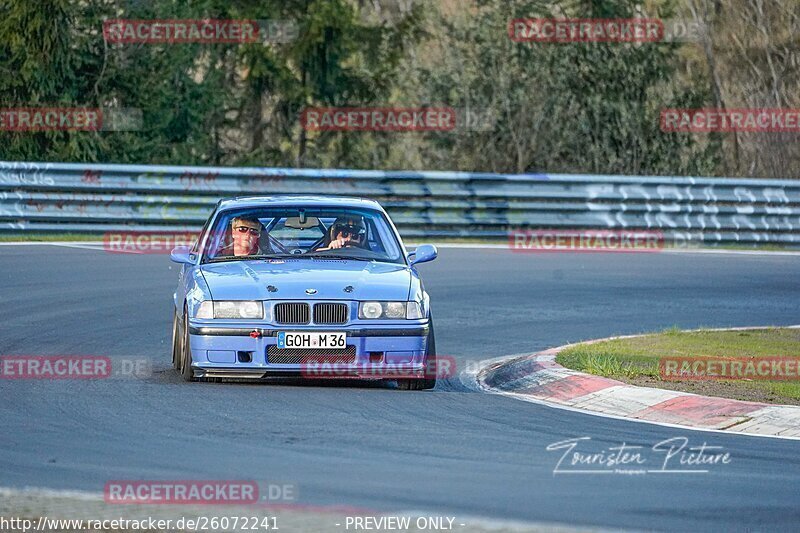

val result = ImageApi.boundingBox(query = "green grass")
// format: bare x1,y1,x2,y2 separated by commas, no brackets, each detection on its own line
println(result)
704,243,799,252
557,328,800,403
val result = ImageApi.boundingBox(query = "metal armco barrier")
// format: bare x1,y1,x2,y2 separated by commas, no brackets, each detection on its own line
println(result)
2,161,800,245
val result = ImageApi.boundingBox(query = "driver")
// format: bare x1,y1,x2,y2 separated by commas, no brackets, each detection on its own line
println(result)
218,216,267,257
318,215,367,251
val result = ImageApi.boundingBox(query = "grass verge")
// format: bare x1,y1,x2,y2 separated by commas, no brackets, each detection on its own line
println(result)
0,233,105,242
556,327,800,405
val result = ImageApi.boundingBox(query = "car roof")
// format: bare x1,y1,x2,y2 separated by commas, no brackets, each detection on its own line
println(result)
217,195,384,211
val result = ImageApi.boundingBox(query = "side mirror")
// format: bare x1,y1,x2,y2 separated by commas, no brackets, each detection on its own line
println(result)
409,244,438,266
170,246,195,265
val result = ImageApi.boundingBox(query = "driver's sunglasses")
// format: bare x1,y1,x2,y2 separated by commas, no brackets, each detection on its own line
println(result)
235,226,261,236
336,226,364,239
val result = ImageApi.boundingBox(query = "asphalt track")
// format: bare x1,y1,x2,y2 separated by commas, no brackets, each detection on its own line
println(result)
2,244,800,531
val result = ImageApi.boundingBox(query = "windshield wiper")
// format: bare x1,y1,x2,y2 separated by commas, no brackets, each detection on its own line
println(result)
307,254,372,261
206,254,293,263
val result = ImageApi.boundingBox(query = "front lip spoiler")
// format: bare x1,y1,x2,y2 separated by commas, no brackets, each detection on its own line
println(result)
196,368,269,379
195,366,425,380
189,326,429,337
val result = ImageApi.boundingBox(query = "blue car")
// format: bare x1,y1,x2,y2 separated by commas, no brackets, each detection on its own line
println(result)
169,195,439,389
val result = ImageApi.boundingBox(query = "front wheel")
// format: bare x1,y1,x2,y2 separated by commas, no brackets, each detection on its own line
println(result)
397,322,437,391
179,308,197,382
171,309,181,370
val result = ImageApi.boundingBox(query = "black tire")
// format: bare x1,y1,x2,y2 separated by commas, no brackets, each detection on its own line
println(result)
171,309,181,370
397,321,437,391
179,308,197,382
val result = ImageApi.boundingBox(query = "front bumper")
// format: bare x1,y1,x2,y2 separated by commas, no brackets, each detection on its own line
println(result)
186,321,431,380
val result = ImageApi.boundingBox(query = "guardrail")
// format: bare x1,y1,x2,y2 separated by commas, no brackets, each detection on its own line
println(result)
2,161,800,245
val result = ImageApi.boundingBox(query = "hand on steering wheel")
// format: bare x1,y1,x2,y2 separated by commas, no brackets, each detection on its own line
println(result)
316,237,350,252
329,237,350,249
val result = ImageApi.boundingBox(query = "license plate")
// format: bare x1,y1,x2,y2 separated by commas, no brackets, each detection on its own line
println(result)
277,332,347,349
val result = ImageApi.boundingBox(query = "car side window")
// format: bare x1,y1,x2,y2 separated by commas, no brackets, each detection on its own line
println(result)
364,219,380,252
192,209,216,254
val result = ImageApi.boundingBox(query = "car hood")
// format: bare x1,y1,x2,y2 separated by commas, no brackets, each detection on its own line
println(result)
200,259,412,301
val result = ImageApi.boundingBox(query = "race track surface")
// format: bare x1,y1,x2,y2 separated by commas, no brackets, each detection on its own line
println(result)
2,245,799,531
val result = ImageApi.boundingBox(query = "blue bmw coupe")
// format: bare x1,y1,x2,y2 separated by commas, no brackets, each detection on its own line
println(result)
169,195,438,389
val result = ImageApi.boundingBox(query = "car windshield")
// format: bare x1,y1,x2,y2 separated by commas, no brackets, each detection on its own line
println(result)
202,206,404,264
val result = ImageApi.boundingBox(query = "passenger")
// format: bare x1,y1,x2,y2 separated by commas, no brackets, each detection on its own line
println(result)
219,216,266,257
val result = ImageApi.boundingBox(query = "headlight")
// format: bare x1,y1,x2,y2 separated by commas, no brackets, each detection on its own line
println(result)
358,301,425,319
194,301,263,319
360,301,383,319
384,302,406,319
195,301,213,319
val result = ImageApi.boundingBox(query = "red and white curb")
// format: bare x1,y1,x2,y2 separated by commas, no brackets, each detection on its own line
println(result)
476,331,800,439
